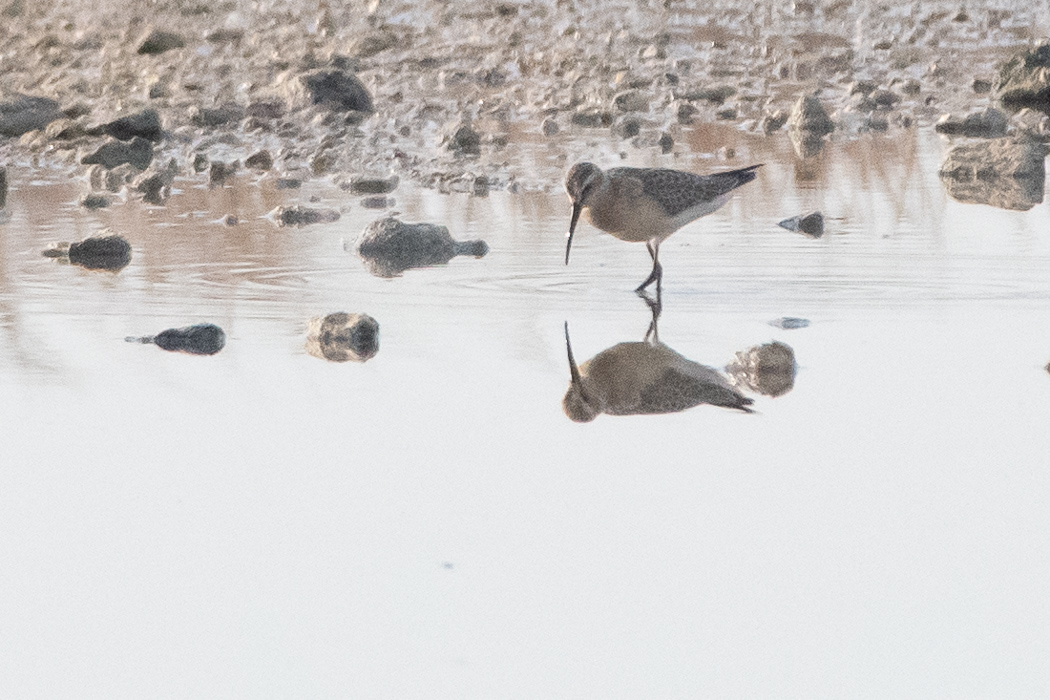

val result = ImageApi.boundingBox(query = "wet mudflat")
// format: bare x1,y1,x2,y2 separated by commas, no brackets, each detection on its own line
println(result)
3,127,1050,698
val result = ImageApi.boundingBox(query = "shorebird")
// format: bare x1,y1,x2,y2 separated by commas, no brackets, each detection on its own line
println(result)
562,295,753,422
564,162,762,291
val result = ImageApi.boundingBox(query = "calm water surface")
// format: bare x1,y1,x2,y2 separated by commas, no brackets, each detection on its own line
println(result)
3,127,1050,698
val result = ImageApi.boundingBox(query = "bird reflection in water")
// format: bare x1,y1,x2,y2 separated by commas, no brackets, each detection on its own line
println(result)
562,293,753,422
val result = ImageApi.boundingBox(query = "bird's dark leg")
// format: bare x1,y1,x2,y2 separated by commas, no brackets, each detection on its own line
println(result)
637,288,662,343
635,240,662,293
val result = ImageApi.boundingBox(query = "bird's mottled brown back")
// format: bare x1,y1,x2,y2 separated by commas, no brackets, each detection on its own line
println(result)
609,165,761,218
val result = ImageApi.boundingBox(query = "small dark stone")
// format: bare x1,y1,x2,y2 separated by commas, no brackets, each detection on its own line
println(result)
301,69,374,113
65,234,132,271
0,166,6,209
192,153,209,172
778,211,825,238
244,150,274,171
272,205,340,227
80,193,110,209
355,216,487,278
934,108,1008,138
209,161,237,186
0,94,63,137
148,324,226,355
769,317,810,330
81,136,154,170
726,341,797,398
191,104,244,127
274,178,302,190
345,174,398,194
137,30,186,55
658,132,674,153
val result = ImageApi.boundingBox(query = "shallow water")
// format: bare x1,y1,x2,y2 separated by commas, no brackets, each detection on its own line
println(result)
3,127,1050,698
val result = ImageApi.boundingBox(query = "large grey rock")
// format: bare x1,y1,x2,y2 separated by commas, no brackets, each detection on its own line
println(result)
301,69,374,113
355,216,488,278
305,312,379,362
934,107,1009,138
939,138,1048,211
90,108,162,142
81,136,154,170
0,94,62,137
998,41,1050,111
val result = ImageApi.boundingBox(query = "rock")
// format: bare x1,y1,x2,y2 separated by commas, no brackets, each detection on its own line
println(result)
788,94,835,135
244,149,274,171
938,138,1048,211
973,78,993,94
998,41,1050,111
209,160,238,186
87,162,138,192
778,211,825,237
676,102,698,124
301,69,374,113
613,90,649,112
81,136,153,170
134,158,178,204
192,153,209,172
245,100,286,120
45,118,88,141
271,205,340,226
570,110,613,128
191,104,244,128
934,107,1009,137
726,341,797,398
761,109,788,133
137,30,185,55
472,176,489,197
900,79,921,96
305,312,380,362
360,196,394,209
446,120,481,155
612,116,641,139
849,79,879,96
355,216,488,278
90,108,162,142
870,89,900,108
0,166,6,209
541,117,559,136
658,132,674,153
274,177,302,190
221,215,238,226
80,193,110,209
788,95,833,158
126,323,225,355
44,233,132,271
344,174,398,194
769,317,810,330
0,94,62,137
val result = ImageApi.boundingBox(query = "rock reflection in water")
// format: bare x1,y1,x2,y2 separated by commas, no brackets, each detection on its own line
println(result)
938,138,1047,211
305,312,379,362
126,323,226,355
726,341,797,398
354,216,488,278
562,298,753,422
41,233,132,271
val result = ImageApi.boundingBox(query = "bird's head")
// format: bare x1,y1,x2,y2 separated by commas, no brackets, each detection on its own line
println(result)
564,162,603,265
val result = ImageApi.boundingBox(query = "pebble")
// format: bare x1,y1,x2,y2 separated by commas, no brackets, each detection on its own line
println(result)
301,69,374,113
80,136,154,170
305,312,380,363
778,211,825,237
137,30,185,55
271,205,341,227
245,150,274,171
127,324,225,355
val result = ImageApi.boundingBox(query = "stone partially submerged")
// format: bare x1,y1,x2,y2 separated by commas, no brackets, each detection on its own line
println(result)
778,211,824,238
305,312,379,362
81,136,154,170
42,233,132,271
726,341,797,398
126,323,226,355
998,41,1050,112
355,216,488,278
934,107,1009,138
788,94,834,158
939,138,1048,211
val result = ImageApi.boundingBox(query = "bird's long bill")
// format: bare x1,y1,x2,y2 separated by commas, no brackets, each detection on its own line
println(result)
564,321,584,389
565,202,582,265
